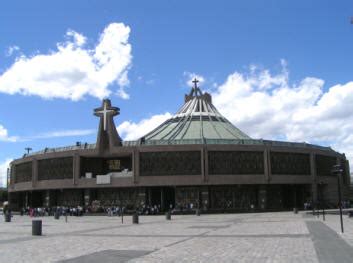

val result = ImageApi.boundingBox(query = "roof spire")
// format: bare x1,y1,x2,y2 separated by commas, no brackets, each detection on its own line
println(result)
189,77,203,97
192,78,199,90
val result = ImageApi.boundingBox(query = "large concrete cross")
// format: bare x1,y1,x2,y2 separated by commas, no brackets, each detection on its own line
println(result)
94,100,119,131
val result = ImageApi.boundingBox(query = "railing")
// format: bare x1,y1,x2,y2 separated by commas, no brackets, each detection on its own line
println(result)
26,143,96,157
23,138,333,158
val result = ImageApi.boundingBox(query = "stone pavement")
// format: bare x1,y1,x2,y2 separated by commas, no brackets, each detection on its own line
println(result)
0,212,352,262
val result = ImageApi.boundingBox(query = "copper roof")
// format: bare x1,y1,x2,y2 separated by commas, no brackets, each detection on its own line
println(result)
141,79,251,143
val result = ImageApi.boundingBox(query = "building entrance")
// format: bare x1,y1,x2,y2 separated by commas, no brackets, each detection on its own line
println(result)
148,187,175,211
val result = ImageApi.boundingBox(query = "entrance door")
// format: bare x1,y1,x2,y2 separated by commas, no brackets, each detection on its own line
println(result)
148,187,175,212
163,187,175,211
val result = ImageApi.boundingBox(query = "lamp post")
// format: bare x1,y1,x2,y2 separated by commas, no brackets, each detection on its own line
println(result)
332,164,344,233
319,181,325,221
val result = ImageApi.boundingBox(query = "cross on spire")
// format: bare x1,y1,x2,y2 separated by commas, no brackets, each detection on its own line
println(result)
192,78,199,89
94,99,119,131
188,77,203,97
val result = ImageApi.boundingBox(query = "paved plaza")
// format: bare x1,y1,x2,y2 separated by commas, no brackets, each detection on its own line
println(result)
1,212,353,262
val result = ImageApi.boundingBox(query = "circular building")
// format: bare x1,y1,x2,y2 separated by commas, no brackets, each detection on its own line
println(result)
8,81,351,212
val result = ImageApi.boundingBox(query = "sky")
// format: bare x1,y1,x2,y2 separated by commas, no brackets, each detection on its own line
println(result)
1,0,353,186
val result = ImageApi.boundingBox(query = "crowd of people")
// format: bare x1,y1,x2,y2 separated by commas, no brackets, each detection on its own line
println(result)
20,206,84,217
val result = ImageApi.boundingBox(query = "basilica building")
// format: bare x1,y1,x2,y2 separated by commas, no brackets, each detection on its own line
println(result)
8,80,351,212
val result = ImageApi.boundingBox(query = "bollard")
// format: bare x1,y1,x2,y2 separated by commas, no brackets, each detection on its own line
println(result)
132,213,139,224
32,220,42,236
165,211,171,220
54,212,60,220
293,208,298,214
4,213,11,222
196,209,200,216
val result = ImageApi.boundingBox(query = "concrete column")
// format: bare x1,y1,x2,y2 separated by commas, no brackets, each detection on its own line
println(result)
44,190,50,207
160,188,165,211
264,149,270,183
11,165,16,186
204,148,209,182
32,158,38,188
25,192,29,208
201,186,209,211
73,154,80,185
258,185,267,210
84,189,91,207
310,153,317,203
201,148,205,182
148,188,152,206
137,187,146,207
134,149,140,183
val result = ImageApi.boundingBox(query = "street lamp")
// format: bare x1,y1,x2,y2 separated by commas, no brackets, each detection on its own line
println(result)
331,164,344,233
318,181,325,221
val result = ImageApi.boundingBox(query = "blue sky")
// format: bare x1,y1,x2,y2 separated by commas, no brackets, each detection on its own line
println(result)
1,0,353,186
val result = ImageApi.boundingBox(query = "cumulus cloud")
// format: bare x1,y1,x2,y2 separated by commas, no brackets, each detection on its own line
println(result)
0,125,95,142
0,23,132,100
0,158,12,188
117,113,172,141
211,62,353,173
118,63,353,176
5,45,20,57
28,129,96,140
0,125,17,142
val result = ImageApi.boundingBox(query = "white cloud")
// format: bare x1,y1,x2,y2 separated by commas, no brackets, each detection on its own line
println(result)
5,45,20,57
118,63,353,174
0,125,17,142
117,113,172,141
0,126,95,142
28,129,96,140
211,62,353,172
0,159,12,188
0,23,132,100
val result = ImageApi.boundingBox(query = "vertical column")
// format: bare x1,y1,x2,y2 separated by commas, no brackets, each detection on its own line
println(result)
137,187,145,207
148,188,152,206
134,149,140,184
264,148,270,183
84,189,91,207
32,158,38,188
73,154,80,185
44,190,50,207
160,189,165,211
201,186,209,211
267,149,272,182
310,153,317,204
25,192,29,208
204,148,209,182
258,185,267,210
201,148,205,182
11,165,16,186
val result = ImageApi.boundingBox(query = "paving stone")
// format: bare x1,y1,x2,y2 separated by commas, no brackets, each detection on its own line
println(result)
0,212,351,262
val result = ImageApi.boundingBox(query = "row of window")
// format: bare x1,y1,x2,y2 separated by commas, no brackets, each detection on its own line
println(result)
12,152,342,182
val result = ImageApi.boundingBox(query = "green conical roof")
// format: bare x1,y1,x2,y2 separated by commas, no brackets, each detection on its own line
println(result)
141,81,251,143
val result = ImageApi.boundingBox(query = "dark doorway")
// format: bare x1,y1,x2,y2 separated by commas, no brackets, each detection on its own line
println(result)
163,187,175,211
29,191,43,207
148,187,175,212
